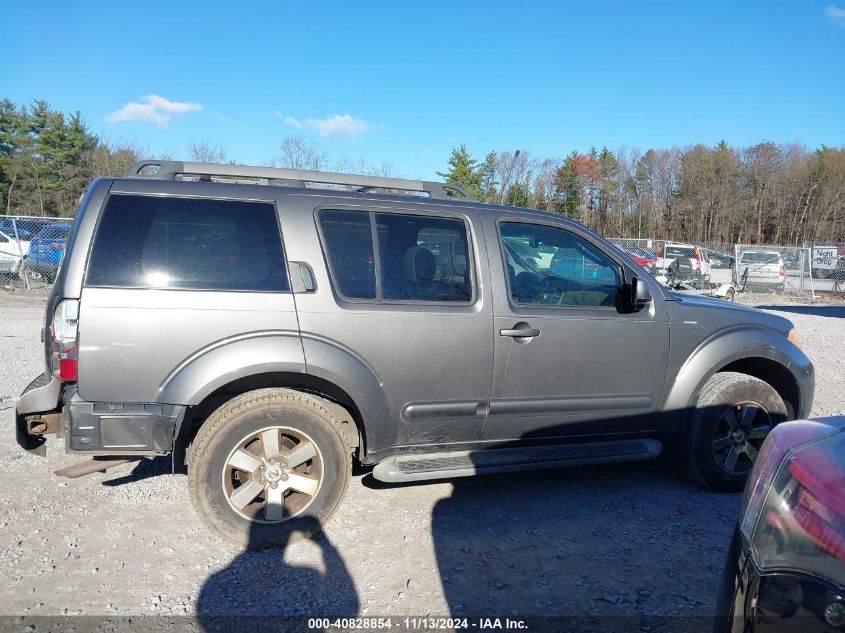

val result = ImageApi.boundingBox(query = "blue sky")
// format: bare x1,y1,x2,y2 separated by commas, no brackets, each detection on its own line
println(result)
2,1,844,179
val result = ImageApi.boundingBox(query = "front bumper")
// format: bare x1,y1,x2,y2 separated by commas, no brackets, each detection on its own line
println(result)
15,373,63,456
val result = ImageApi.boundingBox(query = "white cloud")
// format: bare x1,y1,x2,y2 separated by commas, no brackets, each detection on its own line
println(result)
305,114,370,140
277,111,371,140
828,4,845,25
107,95,203,126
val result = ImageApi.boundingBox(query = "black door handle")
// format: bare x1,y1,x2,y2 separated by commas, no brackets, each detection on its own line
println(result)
500,327,540,338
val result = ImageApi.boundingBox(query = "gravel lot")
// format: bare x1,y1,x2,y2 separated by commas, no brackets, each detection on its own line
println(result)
0,293,842,628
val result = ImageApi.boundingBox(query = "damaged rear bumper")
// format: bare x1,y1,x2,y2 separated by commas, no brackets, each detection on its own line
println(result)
15,373,63,456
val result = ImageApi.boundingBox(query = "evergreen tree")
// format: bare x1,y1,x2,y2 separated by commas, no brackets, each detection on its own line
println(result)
553,152,581,217
437,145,482,199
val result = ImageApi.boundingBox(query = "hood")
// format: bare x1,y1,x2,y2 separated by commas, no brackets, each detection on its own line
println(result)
666,291,794,336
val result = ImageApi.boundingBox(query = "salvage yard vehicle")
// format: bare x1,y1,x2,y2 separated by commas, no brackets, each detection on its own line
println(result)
735,250,786,293
0,228,29,277
714,416,845,633
654,242,712,284
16,161,814,548
24,223,72,284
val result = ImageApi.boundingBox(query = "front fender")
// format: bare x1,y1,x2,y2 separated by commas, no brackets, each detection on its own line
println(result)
157,331,306,405
662,325,814,417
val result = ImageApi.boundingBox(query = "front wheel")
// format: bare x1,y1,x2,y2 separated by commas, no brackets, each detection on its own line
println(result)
188,388,352,549
687,372,788,491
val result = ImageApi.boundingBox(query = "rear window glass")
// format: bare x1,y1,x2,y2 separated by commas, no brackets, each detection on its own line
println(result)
665,247,694,259
86,195,288,291
318,209,473,303
319,210,376,299
740,252,780,264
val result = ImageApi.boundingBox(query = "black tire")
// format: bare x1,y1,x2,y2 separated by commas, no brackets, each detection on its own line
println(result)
687,372,788,492
188,388,352,549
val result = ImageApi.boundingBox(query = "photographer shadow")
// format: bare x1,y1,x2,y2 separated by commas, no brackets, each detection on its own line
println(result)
197,515,359,631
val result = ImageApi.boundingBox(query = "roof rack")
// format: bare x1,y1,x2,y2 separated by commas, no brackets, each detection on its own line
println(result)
127,160,474,201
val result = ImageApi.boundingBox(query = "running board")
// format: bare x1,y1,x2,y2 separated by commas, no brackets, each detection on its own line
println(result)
372,439,662,483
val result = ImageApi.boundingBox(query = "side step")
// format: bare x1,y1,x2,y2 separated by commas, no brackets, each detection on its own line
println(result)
372,439,662,483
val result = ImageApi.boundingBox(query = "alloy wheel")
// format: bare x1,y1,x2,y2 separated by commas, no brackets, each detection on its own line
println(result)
711,402,773,475
222,426,323,523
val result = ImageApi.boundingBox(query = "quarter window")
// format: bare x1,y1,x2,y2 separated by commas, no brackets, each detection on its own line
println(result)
500,222,621,307
86,195,289,291
319,209,473,303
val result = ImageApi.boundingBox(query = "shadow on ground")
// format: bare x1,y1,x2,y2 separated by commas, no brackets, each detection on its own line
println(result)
758,304,845,319
197,515,358,630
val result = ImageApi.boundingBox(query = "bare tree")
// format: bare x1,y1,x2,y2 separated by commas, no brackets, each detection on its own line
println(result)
273,136,330,171
187,139,229,164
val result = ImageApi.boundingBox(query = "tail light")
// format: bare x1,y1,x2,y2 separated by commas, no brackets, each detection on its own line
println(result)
693,247,701,271
49,299,79,382
780,264,785,278
49,242,64,250
740,419,845,589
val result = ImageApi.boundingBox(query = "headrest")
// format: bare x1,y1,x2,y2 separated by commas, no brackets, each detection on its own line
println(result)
403,246,437,283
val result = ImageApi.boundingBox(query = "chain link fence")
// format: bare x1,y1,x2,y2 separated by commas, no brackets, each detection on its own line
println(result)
610,237,843,300
0,215,74,291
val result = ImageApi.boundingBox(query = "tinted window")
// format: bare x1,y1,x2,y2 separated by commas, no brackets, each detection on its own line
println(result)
319,210,473,303
319,210,376,299
377,214,471,302
87,195,288,291
500,222,621,307
0,232,7,243
740,252,780,264
665,246,694,259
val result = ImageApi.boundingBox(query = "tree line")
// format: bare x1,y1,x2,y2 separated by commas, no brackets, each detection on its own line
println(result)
438,142,845,245
2,98,842,246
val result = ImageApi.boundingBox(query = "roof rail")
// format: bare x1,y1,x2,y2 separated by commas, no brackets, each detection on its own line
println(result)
126,160,474,201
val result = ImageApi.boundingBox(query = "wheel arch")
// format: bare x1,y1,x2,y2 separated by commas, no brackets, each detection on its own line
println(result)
659,326,812,459
175,372,366,472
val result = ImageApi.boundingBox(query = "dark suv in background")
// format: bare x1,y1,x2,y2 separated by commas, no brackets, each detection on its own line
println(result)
16,161,814,548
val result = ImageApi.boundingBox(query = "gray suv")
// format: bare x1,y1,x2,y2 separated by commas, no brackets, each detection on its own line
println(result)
16,161,814,548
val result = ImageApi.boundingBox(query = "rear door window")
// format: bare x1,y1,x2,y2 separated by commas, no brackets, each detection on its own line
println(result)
86,195,289,291
318,209,474,303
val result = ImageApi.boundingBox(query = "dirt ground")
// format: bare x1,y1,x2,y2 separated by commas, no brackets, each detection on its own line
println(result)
0,293,842,629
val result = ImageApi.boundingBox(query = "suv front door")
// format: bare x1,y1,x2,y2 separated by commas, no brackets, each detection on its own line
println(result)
480,215,670,442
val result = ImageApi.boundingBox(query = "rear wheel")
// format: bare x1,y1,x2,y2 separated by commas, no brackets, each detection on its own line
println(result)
688,372,788,491
188,388,351,549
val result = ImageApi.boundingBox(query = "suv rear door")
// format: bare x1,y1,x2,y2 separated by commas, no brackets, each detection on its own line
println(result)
480,213,670,441
279,194,494,455
79,189,303,403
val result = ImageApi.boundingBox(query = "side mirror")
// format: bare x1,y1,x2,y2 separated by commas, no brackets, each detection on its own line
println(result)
630,275,652,309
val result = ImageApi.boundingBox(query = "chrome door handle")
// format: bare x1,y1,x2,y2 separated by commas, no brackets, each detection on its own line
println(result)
500,327,540,338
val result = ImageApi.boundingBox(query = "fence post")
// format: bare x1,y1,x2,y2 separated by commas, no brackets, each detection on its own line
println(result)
11,217,31,290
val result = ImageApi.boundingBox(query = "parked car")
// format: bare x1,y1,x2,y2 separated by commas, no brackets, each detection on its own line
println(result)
611,243,657,269
654,242,712,283
714,416,845,633
24,223,72,283
735,250,785,292
16,160,813,548
0,219,33,241
0,228,30,277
